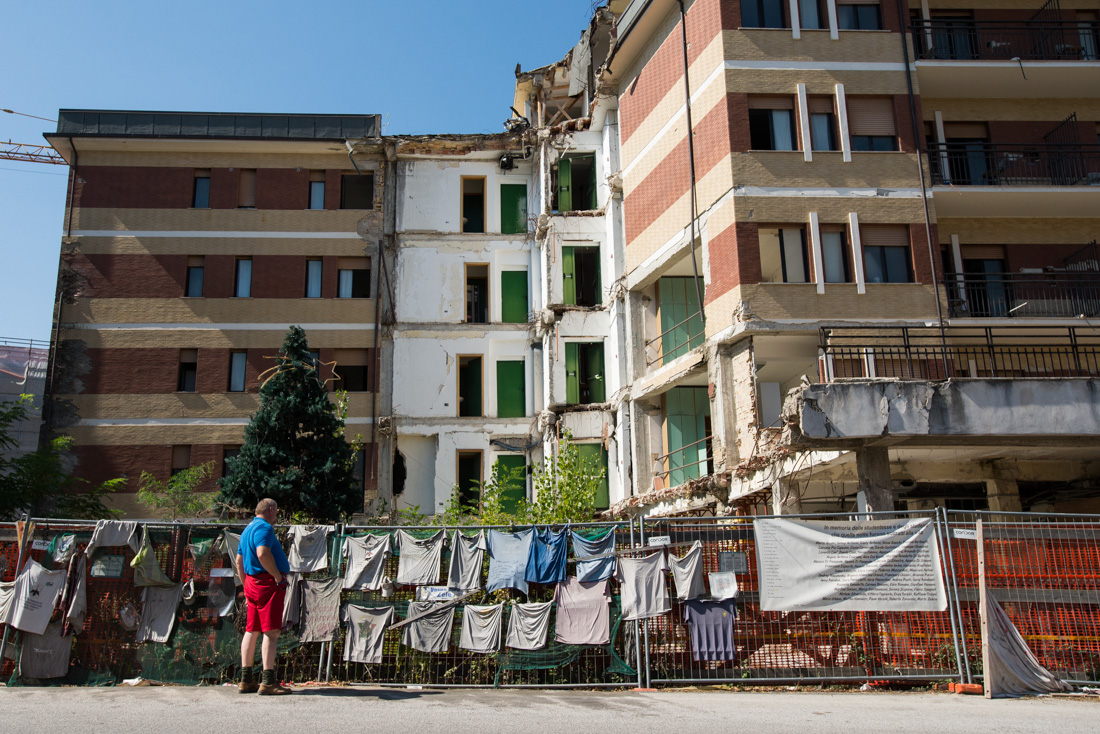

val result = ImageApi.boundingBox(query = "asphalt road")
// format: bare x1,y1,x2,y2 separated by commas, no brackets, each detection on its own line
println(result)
2,686,1096,733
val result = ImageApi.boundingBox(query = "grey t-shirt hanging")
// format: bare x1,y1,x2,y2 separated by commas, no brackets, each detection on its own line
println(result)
288,525,331,573
615,551,670,621
136,582,184,643
447,530,487,592
131,527,175,588
298,577,342,643
223,530,242,586
342,534,391,591
505,601,552,650
554,577,610,645
19,622,72,679
668,540,705,601
84,520,139,556
395,530,445,586
401,601,455,653
282,573,302,629
571,528,617,582
486,528,535,594
458,603,503,654
343,604,395,664
9,559,65,635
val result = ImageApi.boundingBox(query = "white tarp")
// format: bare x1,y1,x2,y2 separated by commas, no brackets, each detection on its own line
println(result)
755,517,948,612
984,595,1071,697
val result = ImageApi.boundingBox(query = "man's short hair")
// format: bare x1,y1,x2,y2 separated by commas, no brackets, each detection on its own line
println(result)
255,498,278,516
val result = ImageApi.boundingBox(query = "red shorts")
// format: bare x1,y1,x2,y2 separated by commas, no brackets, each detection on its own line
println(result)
244,573,286,633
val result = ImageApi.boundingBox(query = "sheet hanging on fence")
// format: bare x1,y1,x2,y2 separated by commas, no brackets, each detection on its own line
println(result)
19,621,73,679
754,517,948,612
984,595,1072,696
395,530,445,586
298,577,342,643
401,601,455,653
459,603,504,653
447,530,487,592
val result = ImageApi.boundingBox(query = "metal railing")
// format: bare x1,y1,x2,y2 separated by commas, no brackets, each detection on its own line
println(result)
653,434,713,484
943,272,1100,319
911,19,1100,61
645,311,705,367
819,325,1100,381
926,143,1100,187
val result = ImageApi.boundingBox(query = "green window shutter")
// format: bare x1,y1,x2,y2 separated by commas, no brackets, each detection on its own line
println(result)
565,342,579,404
557,157,573,212
496,360,526,418
495,455,527,514
586,343,605,403
501,271,528,323
664,387,711,486
659,277,704,364
576,443,609,510
562,246,576,305
500,184,527,234
587,159,598,210
688,280,705,351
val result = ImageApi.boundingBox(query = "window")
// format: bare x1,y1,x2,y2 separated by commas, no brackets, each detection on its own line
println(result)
555,154,597,212
338,257,370,298
234,258,252,298
493,455,527,513
466,264,488,323
221,446,241,479
192,170,210,208
862,226,913,283
741,0,785,28
305,259,322,298
809,97,837,151
562,245,601,307
341,172,374,209
458,356,483,417
496,360,525,418
333,349,370,392
457,451,482,510
237,168,256,208
748,97,797,151
461,177,485,232
565,342,605,405
228,352,247,392
308,171,325,210
658,277,705,364
500,270,529,323
178,349,198,392
943,122,991,186
837,1,882,30
821,229,850,283
798,0,824,29
500,183,528,234
171,445,191,478
575,443,609,510
185,256,204,297
759,227,809,283
847,97,898,152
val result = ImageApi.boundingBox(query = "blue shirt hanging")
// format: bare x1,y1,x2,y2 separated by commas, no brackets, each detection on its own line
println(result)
525,527,569,585
571,528,616,582
486,528,535,594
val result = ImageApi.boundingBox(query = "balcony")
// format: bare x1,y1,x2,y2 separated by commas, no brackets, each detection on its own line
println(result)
944,272,1100,319
911,20,1099,62
927,143,1100,187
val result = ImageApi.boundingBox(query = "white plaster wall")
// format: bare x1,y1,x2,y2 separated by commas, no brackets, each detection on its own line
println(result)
394,434,438,514
547,331,621,406
397,159,534,234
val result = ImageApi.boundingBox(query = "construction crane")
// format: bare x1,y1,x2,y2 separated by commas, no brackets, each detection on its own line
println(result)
1,108,65,165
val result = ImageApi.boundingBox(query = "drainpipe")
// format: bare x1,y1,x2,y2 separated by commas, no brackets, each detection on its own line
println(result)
677,0,706,329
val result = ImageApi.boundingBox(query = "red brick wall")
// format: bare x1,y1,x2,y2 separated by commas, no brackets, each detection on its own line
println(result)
209,168,238,209
910,223,940,283
256,168,309,210
706,221,759,303
74,166,193,209
251,255,305,298
72,444,223,491
67,254,185,298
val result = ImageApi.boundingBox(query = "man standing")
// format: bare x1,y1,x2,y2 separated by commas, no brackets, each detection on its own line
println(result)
235,498,293,695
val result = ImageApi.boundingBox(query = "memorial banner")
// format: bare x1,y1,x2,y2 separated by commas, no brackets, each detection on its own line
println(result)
755,517,948,611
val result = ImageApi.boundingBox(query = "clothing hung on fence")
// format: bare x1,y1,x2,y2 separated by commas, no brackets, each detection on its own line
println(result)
206,574,236,617
459,603,504,654
486,528,535,594
553,577,611,645
222,530,242,586
571,528,616,582
682,598,738,661
342,604,395,664
60,553,87,635
342,533,392,591
19,622,72,679
131,527,175,587
394,530,445,586
708,571,738,601
505,601,552,650
298,577,342,643
447,530,487,592
287,525,331,572
668,540,705,601
525,527,569,585
135,582,184,643
615,551,670,621
401,601,455,653
48,533,77,566
0,579,14,626
282,573,302,630
9,559,65,635
84,520,139,556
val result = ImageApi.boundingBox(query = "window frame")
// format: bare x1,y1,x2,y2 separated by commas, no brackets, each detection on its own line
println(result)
749,106,798,151
192,172,210,209
305,259,323,298
460,176,487,233
177,349,198,393
465,263,490,323
234,258,252,298
228,351,247,392
457,354,484,417
337,258,371,299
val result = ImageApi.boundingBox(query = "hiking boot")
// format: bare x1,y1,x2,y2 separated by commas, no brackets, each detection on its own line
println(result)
258,682,293,695
238,680,259,694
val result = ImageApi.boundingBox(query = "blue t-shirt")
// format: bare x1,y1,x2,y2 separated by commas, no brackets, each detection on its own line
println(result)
486,528,534,594
238,517,290,576
525,527,569,585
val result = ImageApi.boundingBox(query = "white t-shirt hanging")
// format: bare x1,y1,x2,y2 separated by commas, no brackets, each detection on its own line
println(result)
614,551,670,621
287,526,332,572
9,559,65,635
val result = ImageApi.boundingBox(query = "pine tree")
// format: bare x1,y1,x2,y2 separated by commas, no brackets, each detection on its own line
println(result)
218,326,357,522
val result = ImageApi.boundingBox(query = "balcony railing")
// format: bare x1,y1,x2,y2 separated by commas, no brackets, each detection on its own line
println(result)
818,326,1100,381
911,19,1100,62
645,312,705,367
654,434,713,486
944,272,1100,319
926,143,1100,187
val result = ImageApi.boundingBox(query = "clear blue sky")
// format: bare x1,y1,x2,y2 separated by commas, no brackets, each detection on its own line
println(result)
1,0,597,343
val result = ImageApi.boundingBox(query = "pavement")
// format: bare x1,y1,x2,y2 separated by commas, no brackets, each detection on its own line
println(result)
2,686,1098,734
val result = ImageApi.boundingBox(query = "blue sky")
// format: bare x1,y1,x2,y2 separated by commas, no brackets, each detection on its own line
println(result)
1,0,597,343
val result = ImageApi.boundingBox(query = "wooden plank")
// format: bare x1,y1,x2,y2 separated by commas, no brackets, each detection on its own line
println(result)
976,518,993,699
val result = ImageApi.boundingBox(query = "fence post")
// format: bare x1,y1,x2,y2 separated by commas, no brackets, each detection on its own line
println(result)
975,517,991,698
0,514,32,666
629,516,643,689
934,507,968,685
325,522,344,683
638,515,653,689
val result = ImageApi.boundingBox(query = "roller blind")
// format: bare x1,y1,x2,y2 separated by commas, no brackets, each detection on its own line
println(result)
960,245,1006,260
334,348,369,366
847,97,897,136
808,97,835,114
943,122,989,139
860,224,910,247
748,95,795,110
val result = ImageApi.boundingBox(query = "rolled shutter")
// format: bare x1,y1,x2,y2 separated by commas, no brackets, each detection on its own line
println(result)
847,97,897,136
748,95,795,109
808,96,835,114
943,122,989,139
860,225,910,247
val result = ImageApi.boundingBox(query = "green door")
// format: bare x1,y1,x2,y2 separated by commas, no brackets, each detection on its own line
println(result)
500,184,527,234
459,357,482,417
494,455,527,514
557,157,572,212
562,246,576,305
565,342,579,404
658,277,705,364
501,270,528,323
585,343,605,403
575,443,609,509
496,360,525,418
665,387,710,487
